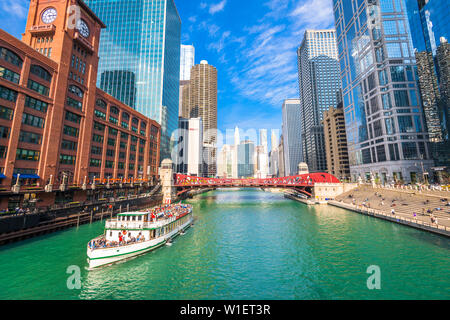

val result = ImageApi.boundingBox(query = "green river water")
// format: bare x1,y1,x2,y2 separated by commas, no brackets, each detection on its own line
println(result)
0,190,449,300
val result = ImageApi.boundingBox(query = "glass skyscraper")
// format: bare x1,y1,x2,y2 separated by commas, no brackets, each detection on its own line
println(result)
333,0,433,183
405,0,450,172
282,99,303,176
180,44,195,81
297,29,341,173
84,0,181,161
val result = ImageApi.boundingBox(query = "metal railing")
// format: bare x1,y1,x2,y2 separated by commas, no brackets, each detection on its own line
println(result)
330,201,450,233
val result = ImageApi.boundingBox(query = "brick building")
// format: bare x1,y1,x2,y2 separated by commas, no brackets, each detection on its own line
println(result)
0,0,160,211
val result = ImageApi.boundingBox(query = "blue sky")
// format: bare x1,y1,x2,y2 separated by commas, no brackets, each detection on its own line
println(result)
0,0,335,143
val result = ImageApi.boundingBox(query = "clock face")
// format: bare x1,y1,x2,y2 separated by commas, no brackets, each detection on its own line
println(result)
77,19,90,38
42,8,57,24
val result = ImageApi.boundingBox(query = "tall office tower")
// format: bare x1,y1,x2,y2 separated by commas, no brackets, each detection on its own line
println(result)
259,129,268,153
269,148,279,177
333,0,433,183
406,0,450,174
189,60,218,176
256,129,269,178
179,80,190,118
180,45,195,81
255,146,269,178
278,135,285,177
297,29,341,173
84,0,181,161
217,144,237,178
323,96,351,181
176,118,203,176
234,126,240,146
282,99,303,176
237,140,255,178
271,129,279,152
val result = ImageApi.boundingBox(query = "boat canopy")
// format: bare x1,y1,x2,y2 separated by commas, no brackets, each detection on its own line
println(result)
117,212,148,217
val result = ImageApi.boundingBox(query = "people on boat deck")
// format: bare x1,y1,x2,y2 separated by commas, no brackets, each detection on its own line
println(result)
89,203,191,250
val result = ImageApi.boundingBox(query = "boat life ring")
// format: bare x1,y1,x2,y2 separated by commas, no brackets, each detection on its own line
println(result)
122,230,127,235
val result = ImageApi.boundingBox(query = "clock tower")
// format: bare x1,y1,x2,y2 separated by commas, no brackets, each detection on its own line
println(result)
21,0,106,185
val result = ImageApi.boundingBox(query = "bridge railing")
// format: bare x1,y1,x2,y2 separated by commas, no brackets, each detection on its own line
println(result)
174,173,340,187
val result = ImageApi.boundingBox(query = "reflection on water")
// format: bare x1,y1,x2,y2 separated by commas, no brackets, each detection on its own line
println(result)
0,190,449,300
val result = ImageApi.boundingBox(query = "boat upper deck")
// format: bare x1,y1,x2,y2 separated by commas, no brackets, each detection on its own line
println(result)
105,204,192,230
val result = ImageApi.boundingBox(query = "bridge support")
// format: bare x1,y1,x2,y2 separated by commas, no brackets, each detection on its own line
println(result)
313,183,358,203
160,159,176,204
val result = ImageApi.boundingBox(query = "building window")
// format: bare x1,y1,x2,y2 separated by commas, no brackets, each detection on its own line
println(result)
0,66,20,83
16,148,40,161
107,138,115,147
394,90,409,107
61,139,78,151
27,79,49,96
60,154,76,165
25,96,48,112
90,158,101,167
0,126,9,138
91,146,102,155
96,99,107,109
93,121,105,132
19,131,42,144
22,113,44,128
65,111,82,124
110,106,119,115
109,116,118,125
92,134,104,143
0,85,18,102
109,128,118,136
63,125,79,137
0,47,23,67
402,142,418,160
0,146,7,158
30,65,52,82
0,105,13,120
68,85,83,98
106,149,115,157
67,97,82,110
105,160,114,168
94,109,106,120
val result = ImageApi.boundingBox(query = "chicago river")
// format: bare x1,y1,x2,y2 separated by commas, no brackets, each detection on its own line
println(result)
0,190,449,300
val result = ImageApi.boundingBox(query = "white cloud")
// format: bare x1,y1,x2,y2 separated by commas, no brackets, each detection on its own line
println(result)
209,0,227,15
290,0,334,29
1,0,28,18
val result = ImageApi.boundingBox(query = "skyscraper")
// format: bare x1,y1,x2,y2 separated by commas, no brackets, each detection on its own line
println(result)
179,45,194,118
180,45,195,81
189,60,218,176
84,0,181,161
405,0,450,175
282,99,303,176
333,0,433,183
323,94,350,181
297,29,341,173
176,117,203,176
237,140,255,178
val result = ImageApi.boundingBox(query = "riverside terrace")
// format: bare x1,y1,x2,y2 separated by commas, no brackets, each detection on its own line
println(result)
333,184,450,230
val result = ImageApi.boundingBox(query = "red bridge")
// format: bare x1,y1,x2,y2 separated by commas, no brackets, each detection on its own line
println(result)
175,173,340,197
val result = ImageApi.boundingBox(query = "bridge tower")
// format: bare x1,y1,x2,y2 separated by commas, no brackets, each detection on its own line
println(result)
160,159,176,204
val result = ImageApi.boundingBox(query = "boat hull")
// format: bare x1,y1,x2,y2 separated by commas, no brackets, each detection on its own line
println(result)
87,216,193,269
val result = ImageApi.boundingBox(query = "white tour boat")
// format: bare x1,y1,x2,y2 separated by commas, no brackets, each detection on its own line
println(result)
87,203,193,268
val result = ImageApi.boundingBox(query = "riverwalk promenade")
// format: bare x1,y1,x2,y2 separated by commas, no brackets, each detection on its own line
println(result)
330,184,450,237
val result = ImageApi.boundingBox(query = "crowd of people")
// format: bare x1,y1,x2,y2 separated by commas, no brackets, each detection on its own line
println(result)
88,203,192,250
144,203,192,222
88,231,146,250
